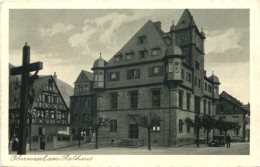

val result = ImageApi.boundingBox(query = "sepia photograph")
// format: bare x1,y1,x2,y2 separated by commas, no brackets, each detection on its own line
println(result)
1,2,260,166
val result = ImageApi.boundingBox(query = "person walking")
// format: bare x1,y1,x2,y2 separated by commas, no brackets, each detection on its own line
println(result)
226,134,232,148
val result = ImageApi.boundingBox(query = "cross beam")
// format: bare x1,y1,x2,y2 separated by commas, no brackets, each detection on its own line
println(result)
10,62,43,76
10,43,43,154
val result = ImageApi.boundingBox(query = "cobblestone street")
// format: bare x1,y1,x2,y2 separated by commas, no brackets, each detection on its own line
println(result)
10,142,249,155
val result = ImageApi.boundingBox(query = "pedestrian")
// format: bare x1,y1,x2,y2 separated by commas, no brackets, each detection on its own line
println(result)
226,134,232,148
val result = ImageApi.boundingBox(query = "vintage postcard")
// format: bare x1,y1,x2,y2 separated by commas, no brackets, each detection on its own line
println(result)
1,1,260,167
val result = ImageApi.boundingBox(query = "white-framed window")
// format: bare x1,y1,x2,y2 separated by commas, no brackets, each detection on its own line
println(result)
138,51,147,59
152,124,160,132
153,66,159,75
127,69,140,79
151,48,161,56
125,53,133,60
108,72,120,81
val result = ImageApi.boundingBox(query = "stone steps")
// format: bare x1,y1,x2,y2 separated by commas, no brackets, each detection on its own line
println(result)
117,139,144,148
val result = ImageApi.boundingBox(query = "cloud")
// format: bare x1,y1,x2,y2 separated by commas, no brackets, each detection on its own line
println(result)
9,50,63,69
39,23,74,37
68,11,153,59
205,28,244,54
205,61,249,104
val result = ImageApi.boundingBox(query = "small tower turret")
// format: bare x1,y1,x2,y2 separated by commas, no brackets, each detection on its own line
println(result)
92,53,106,89
209,71,220,99
166,20,185,81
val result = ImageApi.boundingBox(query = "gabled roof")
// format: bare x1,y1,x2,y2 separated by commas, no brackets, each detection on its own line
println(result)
75,70,93,83
220,91,243,106
82,70,93,81
105,20,168,66
219,91,249,114
9,75,52,110
9,64,73,109
55,77,74,107
176,9,197,30
242,103,250,113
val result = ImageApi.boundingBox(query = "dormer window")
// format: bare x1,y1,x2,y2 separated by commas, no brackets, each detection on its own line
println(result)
151,48,161,56
125,52,134,61
138,36,146,45
115,54,122,63
138,50,148,59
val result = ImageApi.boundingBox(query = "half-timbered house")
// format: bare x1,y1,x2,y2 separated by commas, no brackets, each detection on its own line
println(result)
9,64,73,151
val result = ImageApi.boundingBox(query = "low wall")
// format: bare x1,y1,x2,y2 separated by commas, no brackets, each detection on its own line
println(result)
28,135,90,151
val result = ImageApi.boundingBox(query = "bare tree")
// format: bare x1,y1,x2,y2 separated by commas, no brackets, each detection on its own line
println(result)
201,115,216,144
86,117,109,149
134,112,162,151
186,115,203,147
215,120,241,138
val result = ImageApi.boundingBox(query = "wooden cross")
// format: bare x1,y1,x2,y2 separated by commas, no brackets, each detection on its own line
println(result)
10,43,43,154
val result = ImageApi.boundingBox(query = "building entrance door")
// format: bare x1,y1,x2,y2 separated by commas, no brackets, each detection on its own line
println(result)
40,136,45,150
129,124,139,139
39,127,45,150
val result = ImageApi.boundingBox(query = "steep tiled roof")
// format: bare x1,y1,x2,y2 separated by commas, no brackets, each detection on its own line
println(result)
220,91,243,106
55,78,74,108
176,9,197,30
103,20,168,67
9,75,51,110
9,64,73,109
82,70,93,81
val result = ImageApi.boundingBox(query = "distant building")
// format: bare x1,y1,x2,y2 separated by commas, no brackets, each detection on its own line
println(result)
9,64,73,151
69,70,97,142
91,9,220,147
215,91,249,142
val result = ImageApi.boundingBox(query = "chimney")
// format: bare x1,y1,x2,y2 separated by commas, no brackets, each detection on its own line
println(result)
53,72,57,83
154,21,161,30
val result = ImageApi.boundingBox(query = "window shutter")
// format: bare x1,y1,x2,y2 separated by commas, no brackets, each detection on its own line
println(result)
137,69,140,78
127,70,130,80
159,66,163,76
149,67,153,77
116,72,120,81
110,120,113,130
107,72,111,82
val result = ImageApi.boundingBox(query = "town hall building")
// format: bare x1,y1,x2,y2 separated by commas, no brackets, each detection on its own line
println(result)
90,9,221,146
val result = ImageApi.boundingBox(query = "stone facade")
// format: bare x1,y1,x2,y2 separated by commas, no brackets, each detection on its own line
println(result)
90,9,220,147
70,70,97,142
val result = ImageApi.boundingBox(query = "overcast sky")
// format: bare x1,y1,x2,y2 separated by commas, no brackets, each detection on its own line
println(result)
9,9,249,104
